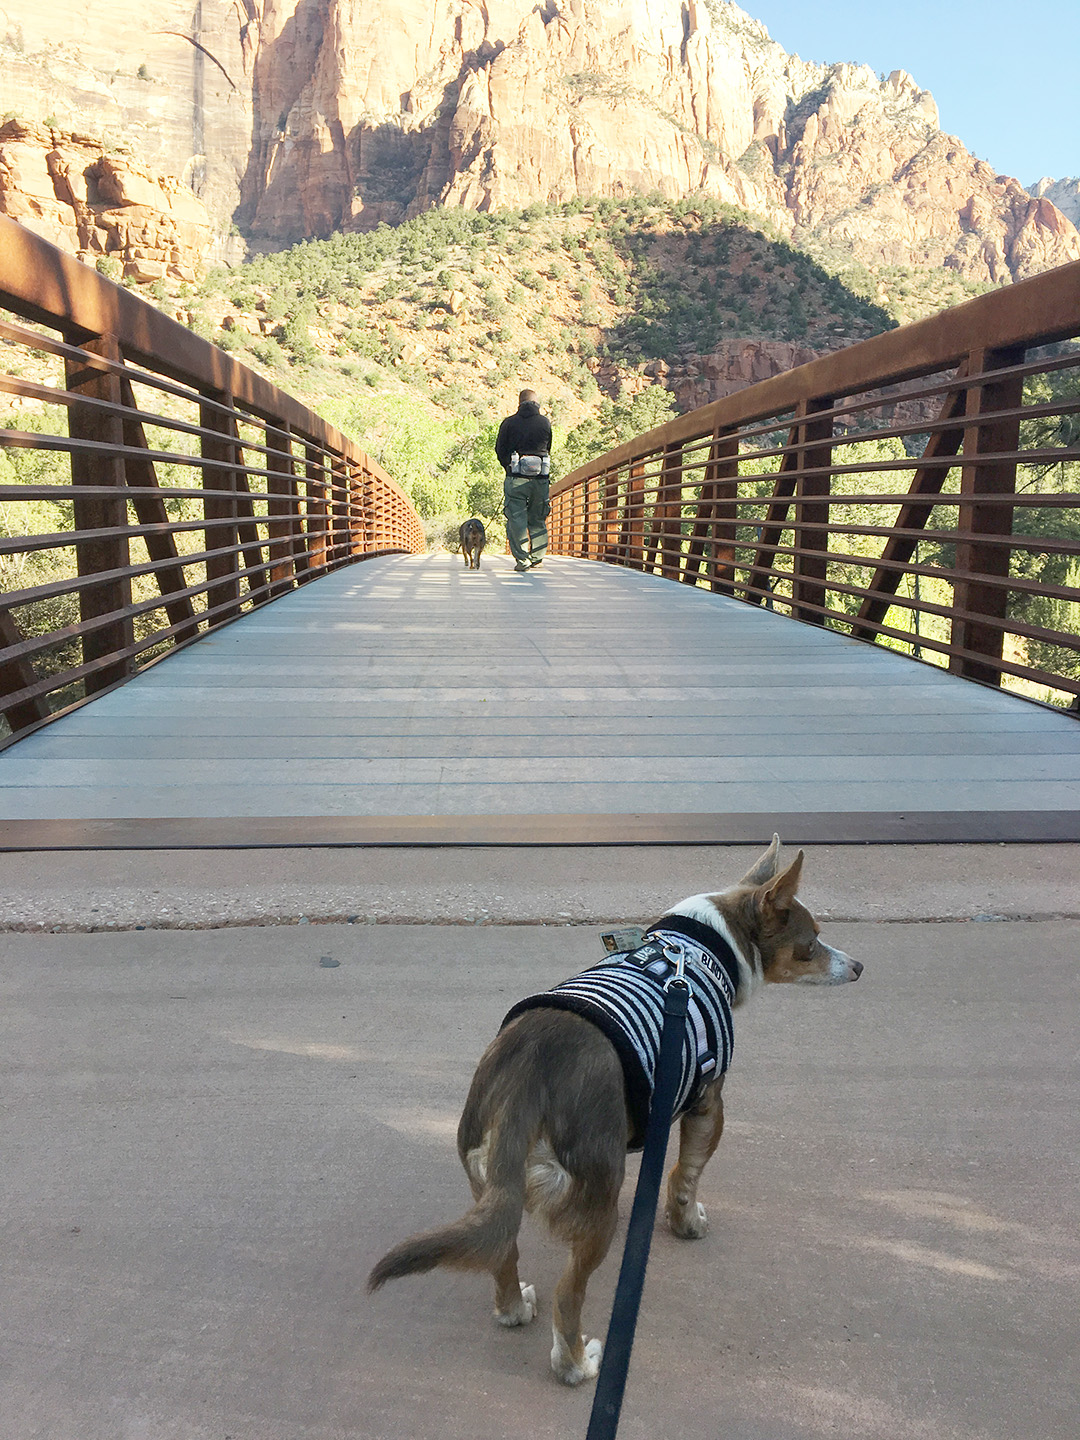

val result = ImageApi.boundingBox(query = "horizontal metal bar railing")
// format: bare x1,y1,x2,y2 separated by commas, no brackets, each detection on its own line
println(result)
0,216,426,745
551,259,1080,708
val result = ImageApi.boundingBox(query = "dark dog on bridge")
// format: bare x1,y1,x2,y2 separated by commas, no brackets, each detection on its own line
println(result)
459,518,486,570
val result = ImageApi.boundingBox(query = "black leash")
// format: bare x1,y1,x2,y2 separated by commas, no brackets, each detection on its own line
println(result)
586,973,690,1440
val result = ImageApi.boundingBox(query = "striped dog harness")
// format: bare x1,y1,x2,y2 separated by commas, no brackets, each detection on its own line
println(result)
502,916,738,1149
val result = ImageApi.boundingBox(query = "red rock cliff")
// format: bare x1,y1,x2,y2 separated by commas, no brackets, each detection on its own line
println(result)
2,0,1076,284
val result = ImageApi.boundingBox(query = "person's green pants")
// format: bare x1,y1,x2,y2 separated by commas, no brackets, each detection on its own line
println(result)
502,473,550,567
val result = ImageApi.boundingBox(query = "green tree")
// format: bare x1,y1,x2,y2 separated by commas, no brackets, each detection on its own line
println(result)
561,386,676,474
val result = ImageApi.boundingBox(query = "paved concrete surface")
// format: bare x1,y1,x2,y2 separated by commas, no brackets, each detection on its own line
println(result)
2,914,1078,1440
1,842,1078,931
3,554,1079,822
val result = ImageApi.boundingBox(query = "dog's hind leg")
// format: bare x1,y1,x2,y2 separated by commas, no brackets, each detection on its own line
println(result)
549,1207,617,1385
493,1242,537,1327
665,1079,725,1239
460,1115,536,1327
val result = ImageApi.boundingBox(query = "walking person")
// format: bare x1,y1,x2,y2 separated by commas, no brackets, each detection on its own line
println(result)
495,388,552,572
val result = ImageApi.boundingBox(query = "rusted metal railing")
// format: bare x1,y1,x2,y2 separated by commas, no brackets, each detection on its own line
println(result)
0,217,425,746
551,262,1080,708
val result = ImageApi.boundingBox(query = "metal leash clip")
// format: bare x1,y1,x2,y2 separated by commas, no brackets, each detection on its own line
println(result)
661,939,690,993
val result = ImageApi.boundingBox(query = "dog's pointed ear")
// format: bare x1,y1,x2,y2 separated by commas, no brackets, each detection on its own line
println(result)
758,850,804,918
740,833,782,887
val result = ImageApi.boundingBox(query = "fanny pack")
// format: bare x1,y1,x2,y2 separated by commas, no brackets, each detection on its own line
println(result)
511,451,550,477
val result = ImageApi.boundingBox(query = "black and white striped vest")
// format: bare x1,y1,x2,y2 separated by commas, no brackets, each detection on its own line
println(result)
502,915,738,1149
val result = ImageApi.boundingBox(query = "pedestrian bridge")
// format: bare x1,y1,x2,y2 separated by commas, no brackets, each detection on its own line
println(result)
2,551,1079,847
2,217,1079,846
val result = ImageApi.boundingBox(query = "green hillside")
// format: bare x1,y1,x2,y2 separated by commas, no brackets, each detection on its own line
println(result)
163,195,931,532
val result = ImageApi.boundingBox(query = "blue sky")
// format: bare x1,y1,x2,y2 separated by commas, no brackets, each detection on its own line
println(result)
745,1,1078,186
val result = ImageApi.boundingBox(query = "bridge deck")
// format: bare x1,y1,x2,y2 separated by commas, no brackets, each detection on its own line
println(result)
2,554,1079,845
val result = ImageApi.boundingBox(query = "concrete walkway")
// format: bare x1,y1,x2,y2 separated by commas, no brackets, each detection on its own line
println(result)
3,901,1078,1440
2,554,1079,842
1,840,1078,932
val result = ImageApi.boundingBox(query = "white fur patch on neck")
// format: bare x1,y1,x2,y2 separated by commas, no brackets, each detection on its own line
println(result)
663,894,763,1005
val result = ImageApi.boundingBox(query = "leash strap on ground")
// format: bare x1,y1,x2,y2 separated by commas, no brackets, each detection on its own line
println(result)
586,978,690,1440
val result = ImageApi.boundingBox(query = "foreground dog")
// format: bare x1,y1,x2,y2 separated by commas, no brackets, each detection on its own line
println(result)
459,517,486,569
368,837,861,1385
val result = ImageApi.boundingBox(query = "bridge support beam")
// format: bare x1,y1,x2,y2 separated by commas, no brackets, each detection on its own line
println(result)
851,361,971,643
743,397,833,612
64,335,136,694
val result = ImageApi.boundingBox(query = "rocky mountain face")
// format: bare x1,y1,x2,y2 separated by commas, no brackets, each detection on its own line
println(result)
0,119,212,280
0,0,250,237
1032,177,1080,229
1,0,1076,288
236,0,1078,283
642,338,821,412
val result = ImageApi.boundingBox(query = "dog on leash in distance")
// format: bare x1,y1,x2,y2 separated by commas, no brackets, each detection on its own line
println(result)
367,836,862,1385
459,517,486,569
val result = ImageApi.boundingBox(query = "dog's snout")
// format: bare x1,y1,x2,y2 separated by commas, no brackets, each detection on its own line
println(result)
850,960,864,980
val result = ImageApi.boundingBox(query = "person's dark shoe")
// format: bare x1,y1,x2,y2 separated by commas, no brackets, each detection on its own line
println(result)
529,558,544,567
513,562,530,572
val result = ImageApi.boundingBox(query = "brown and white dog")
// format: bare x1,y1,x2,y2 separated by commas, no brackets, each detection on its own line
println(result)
367,837,861,1385
459,517,486,569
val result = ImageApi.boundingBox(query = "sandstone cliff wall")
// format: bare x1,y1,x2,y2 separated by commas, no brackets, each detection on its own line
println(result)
0,0,251,231
0,120,212,280
2,0,1076,288
236,0,1078,283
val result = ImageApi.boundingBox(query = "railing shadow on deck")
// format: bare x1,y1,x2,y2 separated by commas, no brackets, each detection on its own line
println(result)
0,217,425,748
550,260,1080,713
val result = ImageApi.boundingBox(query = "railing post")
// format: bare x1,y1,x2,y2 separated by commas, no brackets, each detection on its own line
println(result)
373,466,386,551
682,426,738,592
361,464,373,552
0,608,50,732
201,387,242,624
266,421,298,596
64,334,136,692
949,345,1026,685
303,443,329,574
659,442,684,579
601,465,620,562
583,472,595,559
743,401,818,608
791,398,834,623
624,461,646,569
643,443,682,578
329,455,349,564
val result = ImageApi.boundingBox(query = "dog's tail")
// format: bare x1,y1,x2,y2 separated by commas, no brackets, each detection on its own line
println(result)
366,1104,533,1293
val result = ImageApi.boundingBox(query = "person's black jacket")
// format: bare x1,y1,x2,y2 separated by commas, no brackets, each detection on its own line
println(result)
495,400,552,471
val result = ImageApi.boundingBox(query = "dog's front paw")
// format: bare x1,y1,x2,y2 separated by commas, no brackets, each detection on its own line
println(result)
496,1282,537,1328
667,1198,708,1239
551,1329,603,1385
